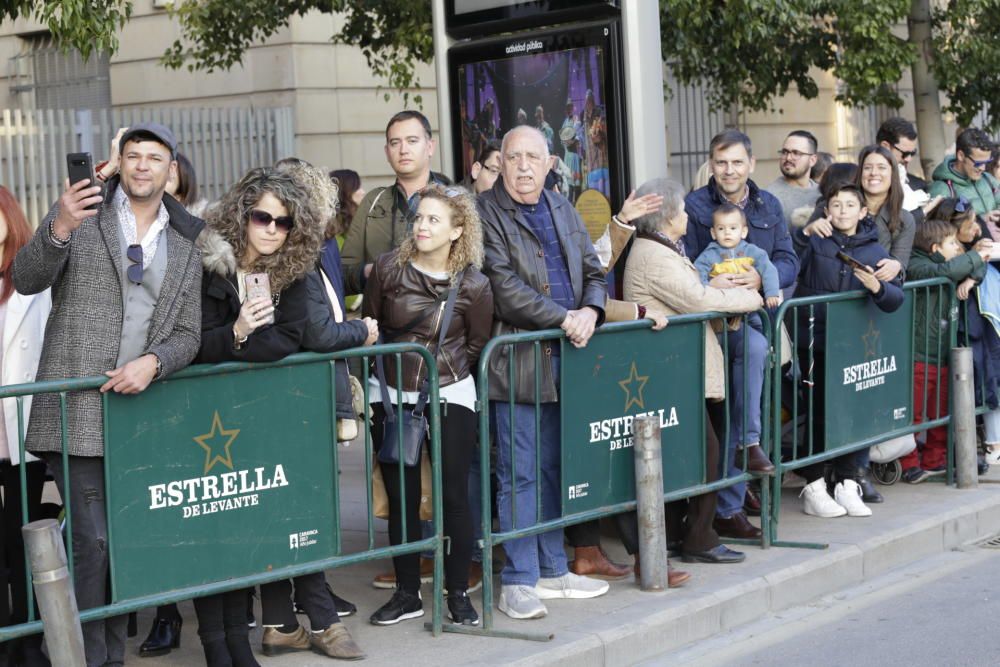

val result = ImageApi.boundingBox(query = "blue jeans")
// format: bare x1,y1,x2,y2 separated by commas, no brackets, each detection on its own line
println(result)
716,323,768,518
492,359,568,586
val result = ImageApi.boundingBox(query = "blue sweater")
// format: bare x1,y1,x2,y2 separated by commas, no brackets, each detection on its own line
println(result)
684,177,799,289
792,217,905,350
693,239,781,298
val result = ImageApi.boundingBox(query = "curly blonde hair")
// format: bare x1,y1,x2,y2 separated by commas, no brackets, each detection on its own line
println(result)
206,167,325,294
395,184,484,283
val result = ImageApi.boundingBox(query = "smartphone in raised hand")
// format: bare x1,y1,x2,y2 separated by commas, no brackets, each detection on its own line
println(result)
66,152,94,187
244,273,275,325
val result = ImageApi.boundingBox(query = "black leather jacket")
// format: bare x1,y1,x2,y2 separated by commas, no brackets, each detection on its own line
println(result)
363,251,494,391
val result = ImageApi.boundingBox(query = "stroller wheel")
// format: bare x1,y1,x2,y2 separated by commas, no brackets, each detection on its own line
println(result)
870,460,902,485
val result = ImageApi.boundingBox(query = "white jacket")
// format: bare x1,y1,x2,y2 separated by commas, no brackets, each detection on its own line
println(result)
2,289,51,464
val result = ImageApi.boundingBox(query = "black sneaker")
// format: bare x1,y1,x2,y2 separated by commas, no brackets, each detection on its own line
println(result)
370,589,423,626
902,466,930,484
331,591,357,617
446,591,480,626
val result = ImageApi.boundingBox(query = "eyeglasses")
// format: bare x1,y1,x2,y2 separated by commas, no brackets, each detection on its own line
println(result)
249,209,294,232
126,244,143,285
891,144,918,159
971,157,993,169
955,196,971,213
481,165,501,176
504,151,545,165
778,149,814,159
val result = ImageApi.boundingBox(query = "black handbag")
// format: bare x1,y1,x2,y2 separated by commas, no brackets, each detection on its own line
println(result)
375,275,462,466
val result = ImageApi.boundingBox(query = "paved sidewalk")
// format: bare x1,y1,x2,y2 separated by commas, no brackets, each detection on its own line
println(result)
127,443,1000,666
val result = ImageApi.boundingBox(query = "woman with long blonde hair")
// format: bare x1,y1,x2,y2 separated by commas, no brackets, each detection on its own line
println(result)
363,185,493,627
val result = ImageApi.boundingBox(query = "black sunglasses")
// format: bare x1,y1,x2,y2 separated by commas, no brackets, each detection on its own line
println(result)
249,209,294,232
126,244,143,285
891,143,918,159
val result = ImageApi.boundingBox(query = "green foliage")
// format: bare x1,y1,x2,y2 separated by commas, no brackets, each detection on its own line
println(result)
161,0,433,105
10,1,1000,131
931,0,1000,130
659,0,914,112
5,0,132,59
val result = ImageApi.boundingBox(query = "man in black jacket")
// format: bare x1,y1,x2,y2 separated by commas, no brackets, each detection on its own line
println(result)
478,125,609,620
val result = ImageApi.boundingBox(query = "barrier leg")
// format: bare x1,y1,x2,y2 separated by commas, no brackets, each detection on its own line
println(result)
952,347,978,489
22,518,85,666
633,414,668,591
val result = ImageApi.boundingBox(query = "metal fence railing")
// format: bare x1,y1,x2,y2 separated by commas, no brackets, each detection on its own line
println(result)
0,106,295,228
465,313,772,638
768,278,956,548
0,344,445,644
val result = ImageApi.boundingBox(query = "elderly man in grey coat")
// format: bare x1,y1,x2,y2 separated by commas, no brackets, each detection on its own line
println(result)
13,123,203,667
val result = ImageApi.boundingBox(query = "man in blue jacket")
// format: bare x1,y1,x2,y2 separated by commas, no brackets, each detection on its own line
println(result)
684,129,799,546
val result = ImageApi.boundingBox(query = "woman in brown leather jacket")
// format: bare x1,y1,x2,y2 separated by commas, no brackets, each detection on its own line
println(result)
363,184,494,627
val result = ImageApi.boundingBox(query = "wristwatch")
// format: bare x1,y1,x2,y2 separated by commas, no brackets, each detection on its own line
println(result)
152,355,164,380
233,324,249,350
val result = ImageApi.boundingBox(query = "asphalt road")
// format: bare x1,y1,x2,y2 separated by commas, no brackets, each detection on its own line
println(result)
651,546,1000,667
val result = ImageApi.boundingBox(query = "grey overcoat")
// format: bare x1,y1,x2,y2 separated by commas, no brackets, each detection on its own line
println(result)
12,180,203,457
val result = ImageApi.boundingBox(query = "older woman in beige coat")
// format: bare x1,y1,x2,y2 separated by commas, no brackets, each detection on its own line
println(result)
623,177,762,565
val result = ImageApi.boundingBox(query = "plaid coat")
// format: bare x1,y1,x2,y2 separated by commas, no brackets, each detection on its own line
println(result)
12,181,203,457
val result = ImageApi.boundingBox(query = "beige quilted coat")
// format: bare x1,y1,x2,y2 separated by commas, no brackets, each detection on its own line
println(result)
623,235,763,400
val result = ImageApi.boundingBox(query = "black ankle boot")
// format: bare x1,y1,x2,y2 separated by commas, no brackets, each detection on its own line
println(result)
853,466,883,503
139,617,182,657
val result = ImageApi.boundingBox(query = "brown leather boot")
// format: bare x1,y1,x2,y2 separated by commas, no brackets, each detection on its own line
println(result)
570,546,631,580
633,555,690,588
668,567,691,588
737,445,776,474
310,624,365,660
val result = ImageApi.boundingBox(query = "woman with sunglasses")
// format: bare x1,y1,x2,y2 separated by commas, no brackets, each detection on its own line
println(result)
363,184,493,627
192,167,327,666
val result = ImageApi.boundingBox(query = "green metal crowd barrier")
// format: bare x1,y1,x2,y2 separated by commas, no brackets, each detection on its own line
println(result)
768,277,957,548
466,312,772,640
0,278,974,647
0,344,446,644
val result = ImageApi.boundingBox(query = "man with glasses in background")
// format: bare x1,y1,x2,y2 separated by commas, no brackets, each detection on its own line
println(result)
463,143,503,195
13,122,203,666
766,130,821,227
930,127,1000,225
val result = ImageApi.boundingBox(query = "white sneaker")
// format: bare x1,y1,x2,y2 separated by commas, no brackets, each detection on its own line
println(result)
799,478,846,518
498,585,547,619
534,572,609,600
834,479,872,517
986,444,1000,466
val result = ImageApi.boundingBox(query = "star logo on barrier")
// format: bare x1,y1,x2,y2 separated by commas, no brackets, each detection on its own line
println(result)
862,319,880,360
194,411,240,475
618,361,649,412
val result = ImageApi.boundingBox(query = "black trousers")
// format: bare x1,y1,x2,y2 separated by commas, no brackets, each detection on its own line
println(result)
0,460,47,666
372,402,476,594
260,572,338,629
193,589,252,654
0,460,45,628
579,405,723,555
